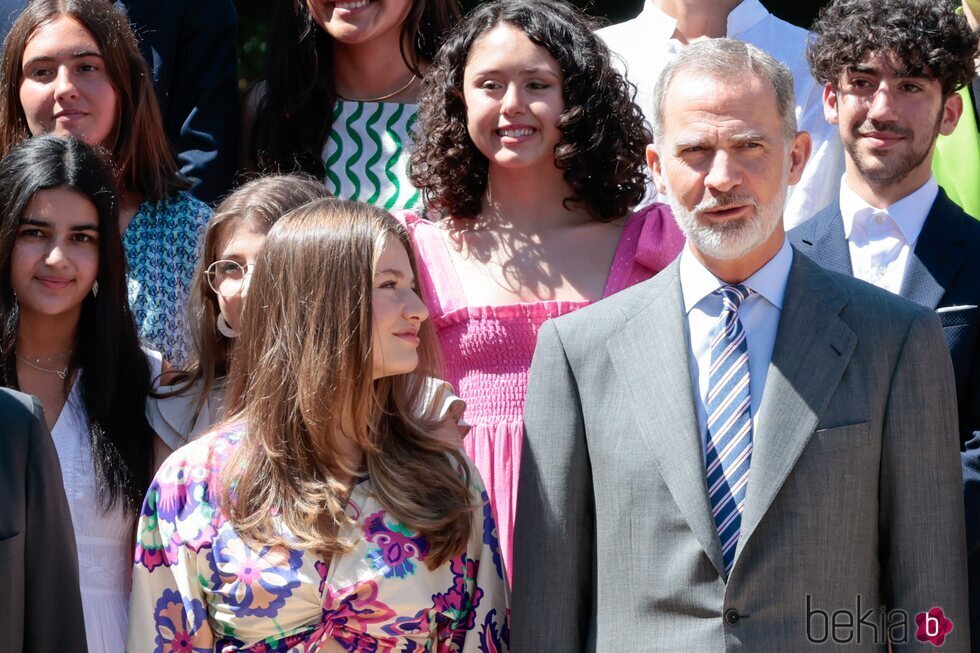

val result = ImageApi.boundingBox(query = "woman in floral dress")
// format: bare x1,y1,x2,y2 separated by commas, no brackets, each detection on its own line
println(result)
127,198,508,652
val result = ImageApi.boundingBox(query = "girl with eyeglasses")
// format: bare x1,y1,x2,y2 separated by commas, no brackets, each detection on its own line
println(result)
0,135,167,653
149,175,329,448
152,175,469,449
128,198,508,652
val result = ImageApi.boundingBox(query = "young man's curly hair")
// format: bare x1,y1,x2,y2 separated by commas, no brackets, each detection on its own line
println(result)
807,0,978,96
409,0,651,221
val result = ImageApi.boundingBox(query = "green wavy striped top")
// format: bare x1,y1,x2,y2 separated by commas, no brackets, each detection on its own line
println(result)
323,100,422,211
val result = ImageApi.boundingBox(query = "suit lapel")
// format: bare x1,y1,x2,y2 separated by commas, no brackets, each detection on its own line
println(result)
797,203,853,277
736,253,857,559
900,192,967,309
607,262,726,576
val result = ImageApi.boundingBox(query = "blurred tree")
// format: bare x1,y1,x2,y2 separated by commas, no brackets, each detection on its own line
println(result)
235,0,829,91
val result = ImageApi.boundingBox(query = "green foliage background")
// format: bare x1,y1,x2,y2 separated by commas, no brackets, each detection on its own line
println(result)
235,1,828,90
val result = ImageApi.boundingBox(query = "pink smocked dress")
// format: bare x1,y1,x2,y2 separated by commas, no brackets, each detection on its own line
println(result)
399,204,685,578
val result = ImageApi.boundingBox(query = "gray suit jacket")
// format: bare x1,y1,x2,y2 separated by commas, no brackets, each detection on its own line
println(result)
513,251,970,652
789,193,980,651
0,389,87,652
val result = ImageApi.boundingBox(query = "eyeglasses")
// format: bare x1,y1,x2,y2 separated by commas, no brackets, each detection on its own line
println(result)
205,260,255,297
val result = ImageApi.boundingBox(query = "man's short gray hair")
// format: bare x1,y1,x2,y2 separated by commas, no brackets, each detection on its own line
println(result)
651,38,798,146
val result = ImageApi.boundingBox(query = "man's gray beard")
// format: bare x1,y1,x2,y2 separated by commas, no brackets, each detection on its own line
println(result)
664,175,788,261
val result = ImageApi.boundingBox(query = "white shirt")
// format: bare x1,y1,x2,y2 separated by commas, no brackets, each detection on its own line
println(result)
839,175,937,295
680,238,793,454
52,350,165,653
598,0,844,228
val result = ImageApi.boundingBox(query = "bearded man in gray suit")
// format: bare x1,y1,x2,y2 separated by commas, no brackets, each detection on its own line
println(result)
512,38,970,652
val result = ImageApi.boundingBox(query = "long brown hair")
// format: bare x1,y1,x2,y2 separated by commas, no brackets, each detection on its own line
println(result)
221,198,473,566
0,0,187,200
164,174,329,424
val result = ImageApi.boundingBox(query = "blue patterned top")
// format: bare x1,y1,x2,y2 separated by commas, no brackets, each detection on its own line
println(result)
123,192,210,366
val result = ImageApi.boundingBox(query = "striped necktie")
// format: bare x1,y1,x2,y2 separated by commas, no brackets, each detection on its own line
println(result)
705,284,754,576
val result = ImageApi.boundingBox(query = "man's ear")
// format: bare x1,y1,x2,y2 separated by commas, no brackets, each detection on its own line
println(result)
938,91,964,137
822,82,840,125
646,144,667,195
787,130,813,187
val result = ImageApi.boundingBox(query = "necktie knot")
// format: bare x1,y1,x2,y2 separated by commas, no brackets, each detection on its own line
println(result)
716,284,752,315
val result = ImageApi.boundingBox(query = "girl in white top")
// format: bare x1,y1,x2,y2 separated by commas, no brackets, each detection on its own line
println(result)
150,175,330,447
0,136,167,653
151,175,469,449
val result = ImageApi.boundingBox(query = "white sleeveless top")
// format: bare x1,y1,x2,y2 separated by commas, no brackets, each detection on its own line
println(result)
50,350,164,653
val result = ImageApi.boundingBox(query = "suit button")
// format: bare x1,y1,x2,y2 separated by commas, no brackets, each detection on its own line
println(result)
725,609,740,625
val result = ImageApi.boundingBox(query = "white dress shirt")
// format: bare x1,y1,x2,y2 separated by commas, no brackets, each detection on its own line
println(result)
680,238,793,455
598,0,844,227
839,175,937,295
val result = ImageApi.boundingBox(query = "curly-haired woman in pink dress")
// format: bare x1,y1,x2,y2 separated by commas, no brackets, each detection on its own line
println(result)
402,0,685,580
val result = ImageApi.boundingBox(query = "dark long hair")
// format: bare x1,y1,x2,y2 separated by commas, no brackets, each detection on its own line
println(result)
248,0,461,176
0,0,188,200
410,0,651,219
0,136,155,513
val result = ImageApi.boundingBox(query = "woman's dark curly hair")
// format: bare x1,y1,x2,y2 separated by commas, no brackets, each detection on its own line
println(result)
807,0,978,96
410,0,651,221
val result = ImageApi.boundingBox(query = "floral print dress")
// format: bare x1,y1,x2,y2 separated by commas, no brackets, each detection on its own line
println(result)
127,423,509,652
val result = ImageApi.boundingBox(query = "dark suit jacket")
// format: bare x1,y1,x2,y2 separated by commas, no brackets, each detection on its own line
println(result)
790,191,980,650
0,388,86,652
116,0,238,204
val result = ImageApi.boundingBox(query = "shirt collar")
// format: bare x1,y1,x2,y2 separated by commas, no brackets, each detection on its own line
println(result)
680,236,793,314
839,174,938,243
639,0,768,39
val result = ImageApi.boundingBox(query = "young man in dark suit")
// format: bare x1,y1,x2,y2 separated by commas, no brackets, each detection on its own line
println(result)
788,1,980,647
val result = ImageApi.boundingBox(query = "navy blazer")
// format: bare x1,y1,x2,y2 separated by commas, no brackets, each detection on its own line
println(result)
117,0,238,204
790,190,980,650
0,389,86,652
